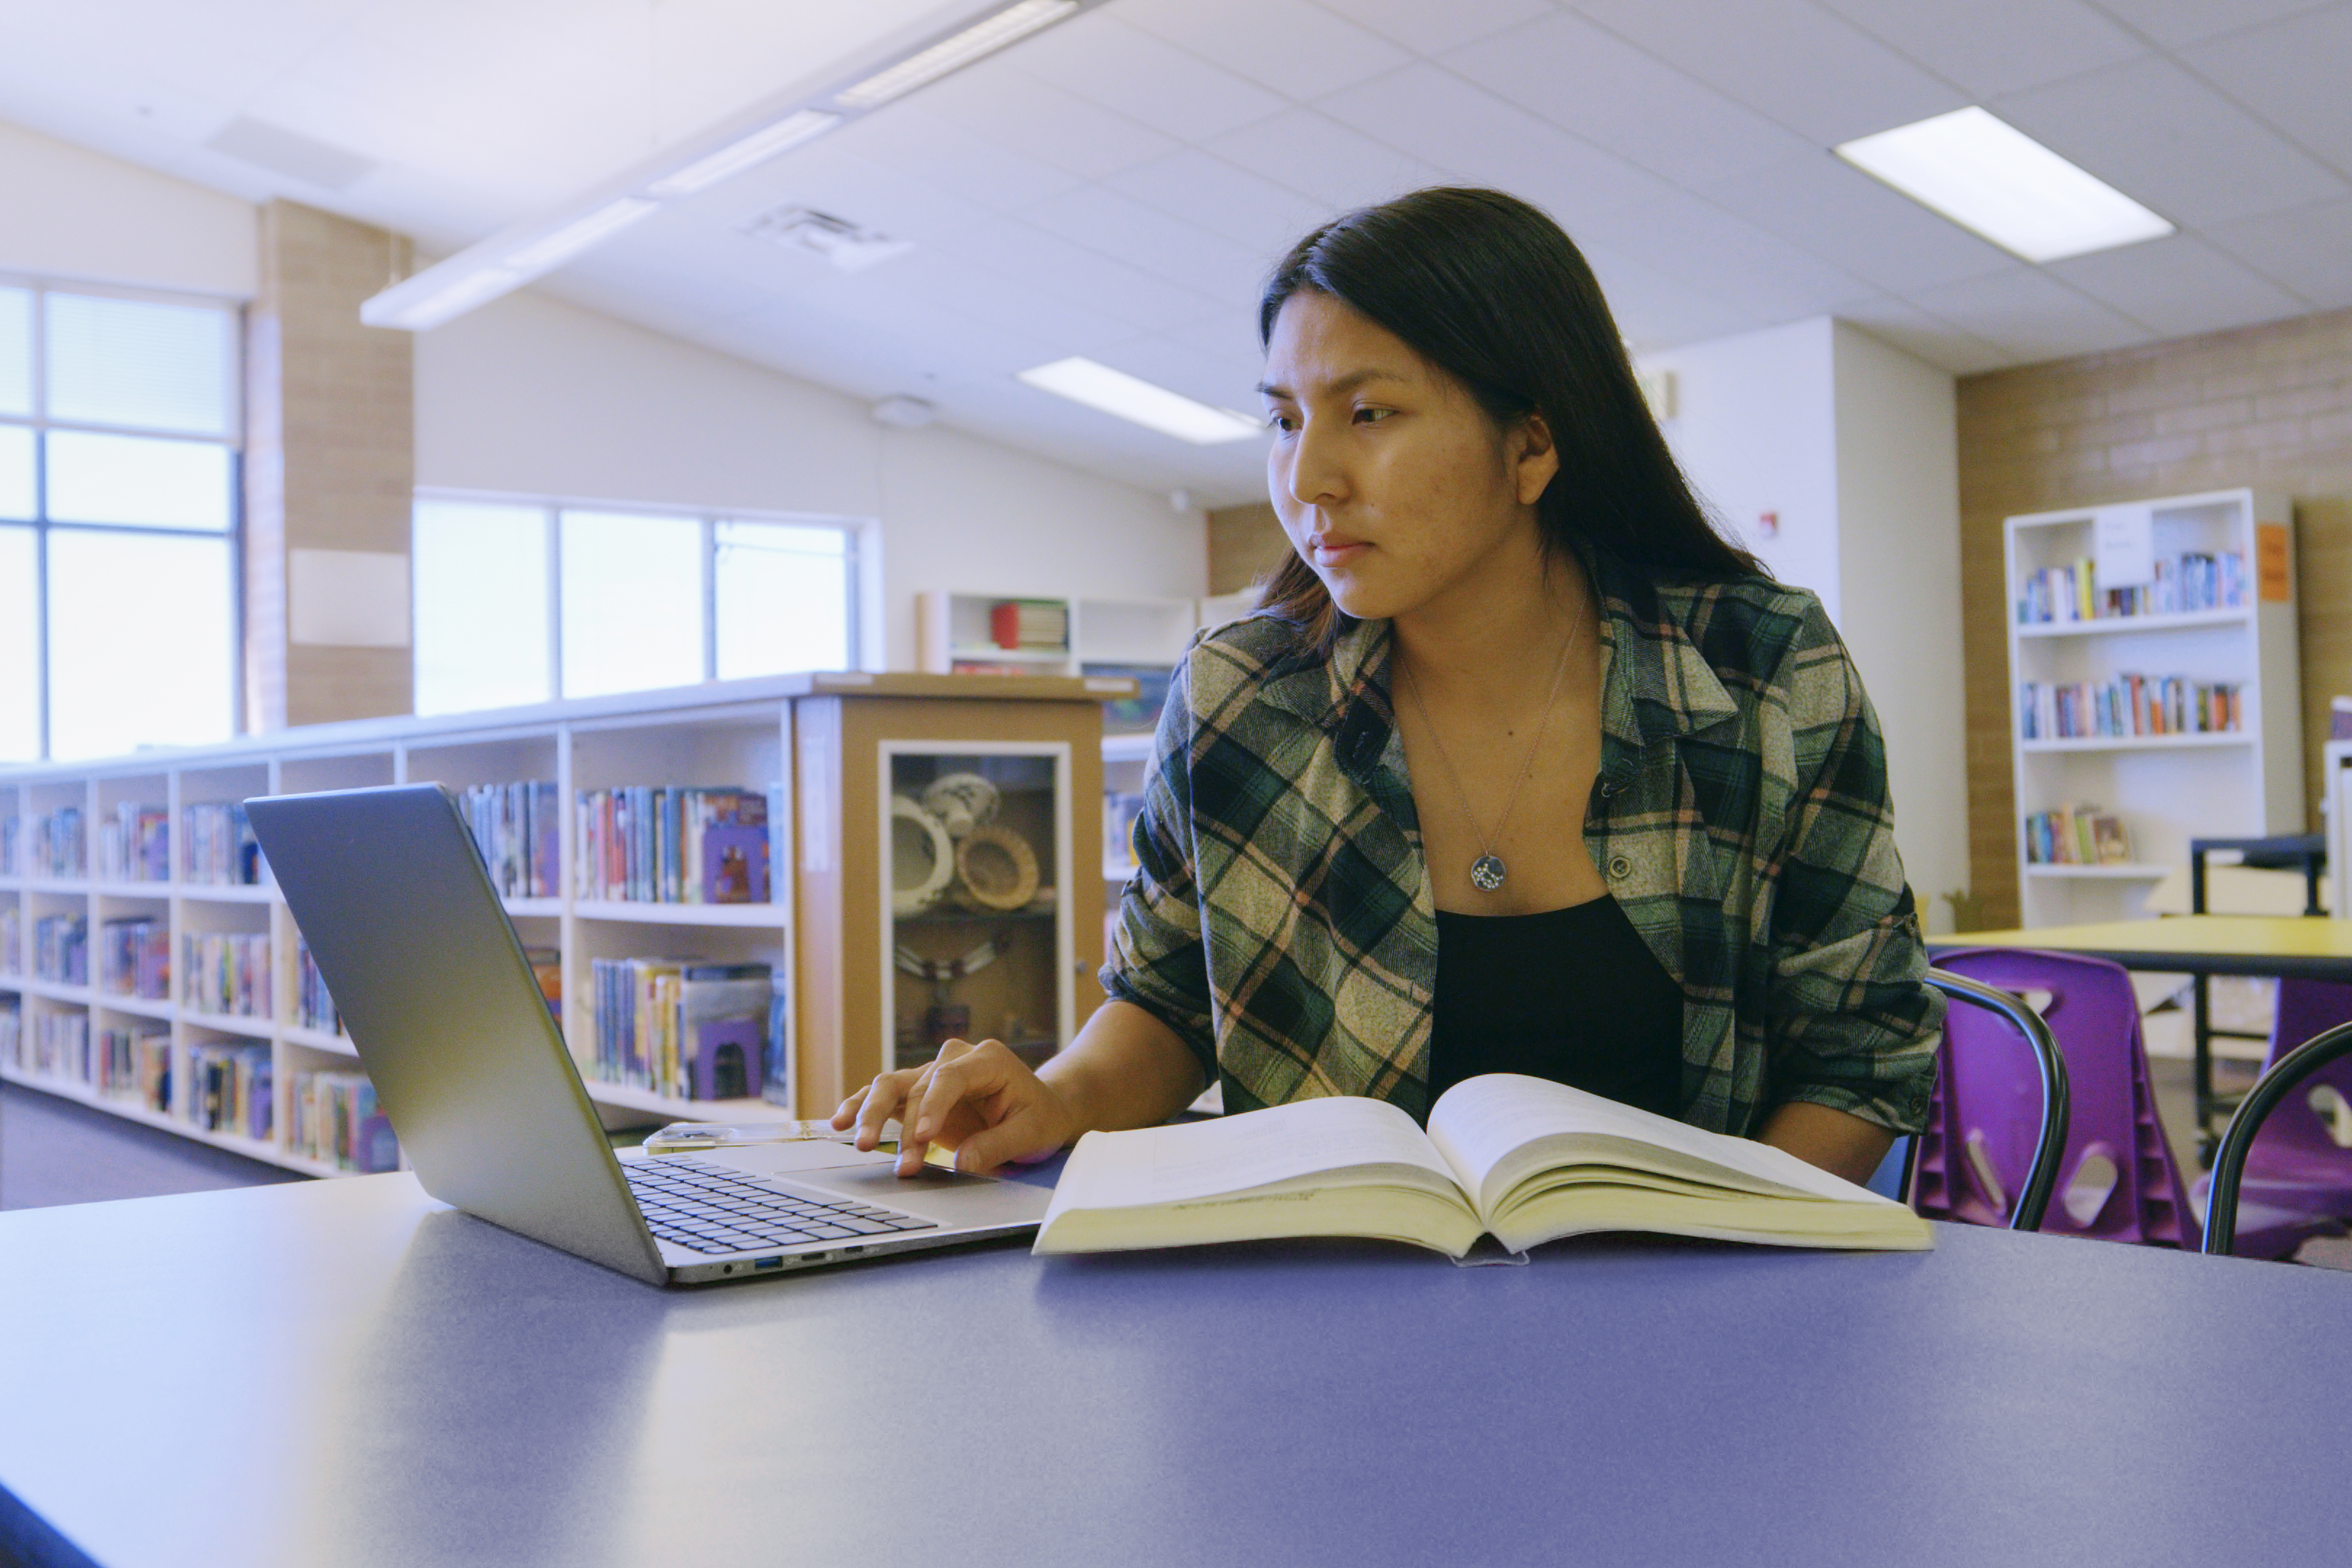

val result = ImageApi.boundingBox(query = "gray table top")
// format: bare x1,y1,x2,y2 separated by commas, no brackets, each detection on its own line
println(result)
5,1173,2351,1567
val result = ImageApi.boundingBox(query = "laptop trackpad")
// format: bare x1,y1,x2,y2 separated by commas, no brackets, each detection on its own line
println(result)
788,1162,1052,1227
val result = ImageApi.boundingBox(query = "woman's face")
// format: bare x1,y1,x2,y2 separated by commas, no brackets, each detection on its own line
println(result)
1260,290,1557,624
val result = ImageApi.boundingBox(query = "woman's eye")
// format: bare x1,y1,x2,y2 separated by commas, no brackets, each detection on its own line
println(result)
1355,407,1392,424
1267,412,1298,433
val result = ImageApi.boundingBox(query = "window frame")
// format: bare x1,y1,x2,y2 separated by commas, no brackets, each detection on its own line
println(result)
0,272,246,762
412,488,875,715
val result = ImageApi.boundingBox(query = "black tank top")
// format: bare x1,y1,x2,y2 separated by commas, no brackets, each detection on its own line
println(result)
1428,895,1684,1117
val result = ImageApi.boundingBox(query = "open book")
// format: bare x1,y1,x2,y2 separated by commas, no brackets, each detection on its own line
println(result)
1034,1074,1930,1257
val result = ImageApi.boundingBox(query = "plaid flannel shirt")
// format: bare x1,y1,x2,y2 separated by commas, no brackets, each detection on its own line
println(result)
1102,548,1943,1137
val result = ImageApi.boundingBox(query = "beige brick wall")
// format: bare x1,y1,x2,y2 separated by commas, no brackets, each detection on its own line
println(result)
1208,501,1286,596
244,200,415,730
1957,304,2352,925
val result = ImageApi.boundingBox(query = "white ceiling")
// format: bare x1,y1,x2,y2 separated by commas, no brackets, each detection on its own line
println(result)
4,0,2351,505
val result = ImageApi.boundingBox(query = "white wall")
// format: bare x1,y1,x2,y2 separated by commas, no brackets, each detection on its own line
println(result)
412,289,1206,670
1643,317,1967,930
0,120,254,298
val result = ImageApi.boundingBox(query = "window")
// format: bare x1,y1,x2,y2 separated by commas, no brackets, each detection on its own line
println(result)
412,494,863,717
0,281,241,761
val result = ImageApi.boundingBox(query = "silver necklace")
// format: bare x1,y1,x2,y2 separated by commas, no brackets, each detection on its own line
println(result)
1398,602,1586,893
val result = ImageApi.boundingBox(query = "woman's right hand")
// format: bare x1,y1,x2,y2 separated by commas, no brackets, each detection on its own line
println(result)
831,1036,1080,1177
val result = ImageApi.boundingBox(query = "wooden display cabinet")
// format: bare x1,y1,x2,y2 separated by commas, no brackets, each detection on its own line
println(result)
789,673,1126,1111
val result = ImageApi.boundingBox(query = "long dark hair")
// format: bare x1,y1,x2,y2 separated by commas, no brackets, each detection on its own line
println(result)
1255,187,1761,646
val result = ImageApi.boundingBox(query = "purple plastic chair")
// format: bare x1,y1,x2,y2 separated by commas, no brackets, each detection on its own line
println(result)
2189,978,2352,1258
1917,948,2200,1248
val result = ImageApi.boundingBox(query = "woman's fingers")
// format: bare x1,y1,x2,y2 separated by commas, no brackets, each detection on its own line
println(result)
851,1067,920,1152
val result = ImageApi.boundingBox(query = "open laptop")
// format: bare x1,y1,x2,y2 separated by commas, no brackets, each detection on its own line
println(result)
244,783,1051,1286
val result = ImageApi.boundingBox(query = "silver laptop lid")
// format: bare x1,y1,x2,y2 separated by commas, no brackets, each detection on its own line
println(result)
246,785,668,1286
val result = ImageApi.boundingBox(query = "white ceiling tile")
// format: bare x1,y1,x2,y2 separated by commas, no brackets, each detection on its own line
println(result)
2182,6,2352,179
1312,64,1676,230
1116,0,1412,100
822,104,1083,213
2043,233,2313,339
1201,106,1446,210
938,216,1230,334
699,144,995,250
1307,0,1559,56
1020,185,1272,303
1571,192,1880,321
1904,268,2155,362
1087,334,1268,414
1992,53,2349,227
1573,0,1966,145
2085,0,2336,47
1440,12,1817,187
2203,195,2352,310
1696,152,2018,294
1002,12,1289,142
1103,150,1335,257
1832,297,2014,375
911,62,1182,181
873,248,1142,358
1576,242,1761,346
1815,0,2147,97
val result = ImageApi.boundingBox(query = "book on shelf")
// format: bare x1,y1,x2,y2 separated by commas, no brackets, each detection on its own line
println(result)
2024,803,2136,866
100,917,170,1001
0,905,17,974
1082,662,1174,736
4,807,87,879
575,786,779,905
0,997,18,1070
457,781,560,899
292,1069,400,1173
96,804,170,883
990,598,1069,652
34,914,88,985
180,931,270,1019
2015,550,2245,625
950,660,1047,676
183,803,262,886
1033,1074,1930,1258
2019,676,2243,740
295,937,343,1035
186,1041,270,1139
2333,696,2352,741
525,947,562,1024
591,957,784,1103
97,1025,171,1111
20,1009,91,1081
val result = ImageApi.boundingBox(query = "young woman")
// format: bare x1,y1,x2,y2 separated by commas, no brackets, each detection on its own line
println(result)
836,187,1942,1187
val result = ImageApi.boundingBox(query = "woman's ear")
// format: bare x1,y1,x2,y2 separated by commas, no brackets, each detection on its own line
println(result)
1513,411,1561,506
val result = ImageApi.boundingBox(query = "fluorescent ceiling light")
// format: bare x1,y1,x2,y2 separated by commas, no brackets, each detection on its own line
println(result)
1836,107,2173,263
501,198,661,272
365,265,525,331
1018,358,1262,444
837,0,1077,108
646,110,842,199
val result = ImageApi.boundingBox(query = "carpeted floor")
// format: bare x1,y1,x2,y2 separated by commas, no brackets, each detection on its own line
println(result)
0,1081,302,1210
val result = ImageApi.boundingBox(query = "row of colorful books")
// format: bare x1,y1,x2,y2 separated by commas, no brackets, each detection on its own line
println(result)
989,598,1069,651
589,956,783,1102
99,1025,171,1111
184,802,263,886
575,787,777,906
2019,676,2245,740
459,781,561,899
9,1006,86,1079
0,997,18,1069
34,914,87,985
1,808,85,879
2025,803,2137,866
100,916,169,1001
182,931,270,1019
295,939,341,1035
292,1069,400,1173
187,1041,270,1139
2015,551,2246,625
97,804,170,883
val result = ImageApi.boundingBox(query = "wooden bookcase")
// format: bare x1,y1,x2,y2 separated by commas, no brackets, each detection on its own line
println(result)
0,670,1125,1177
2005,488,2304,927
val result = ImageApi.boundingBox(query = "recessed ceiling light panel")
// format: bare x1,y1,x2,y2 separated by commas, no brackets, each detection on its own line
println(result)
742,207,915,272
1018,358,1263,445
1835,107,2174,264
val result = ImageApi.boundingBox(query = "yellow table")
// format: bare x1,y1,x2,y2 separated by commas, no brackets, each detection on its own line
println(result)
1936,915,2352,1155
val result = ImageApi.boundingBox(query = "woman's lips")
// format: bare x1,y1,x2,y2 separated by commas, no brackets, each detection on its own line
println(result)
1308,536,1367,568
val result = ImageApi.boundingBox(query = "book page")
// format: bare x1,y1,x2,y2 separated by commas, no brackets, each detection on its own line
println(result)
1046,1095,1464,1213
1426,1074,1884,1222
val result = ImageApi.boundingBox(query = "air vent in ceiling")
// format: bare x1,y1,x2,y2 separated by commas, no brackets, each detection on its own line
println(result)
740,207,914,273
204,116,377,191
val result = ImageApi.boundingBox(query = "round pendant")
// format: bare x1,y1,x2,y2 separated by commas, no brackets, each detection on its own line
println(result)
1469,854,1507,892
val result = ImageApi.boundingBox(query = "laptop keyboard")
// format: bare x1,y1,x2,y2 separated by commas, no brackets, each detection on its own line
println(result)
624,1154,939,1255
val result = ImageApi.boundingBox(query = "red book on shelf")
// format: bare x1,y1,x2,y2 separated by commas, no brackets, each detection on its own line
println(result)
991,601,1021,650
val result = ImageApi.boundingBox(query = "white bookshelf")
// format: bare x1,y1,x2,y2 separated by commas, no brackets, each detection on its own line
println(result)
0,677,822,1178
2005,488,2303,927
2328,738,2352,926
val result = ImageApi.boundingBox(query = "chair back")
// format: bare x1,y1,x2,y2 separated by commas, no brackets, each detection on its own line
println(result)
1919,968,2069,1231
2204,1021,2352,1256
1921,948,2199,1247
2194,978,2352,1257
